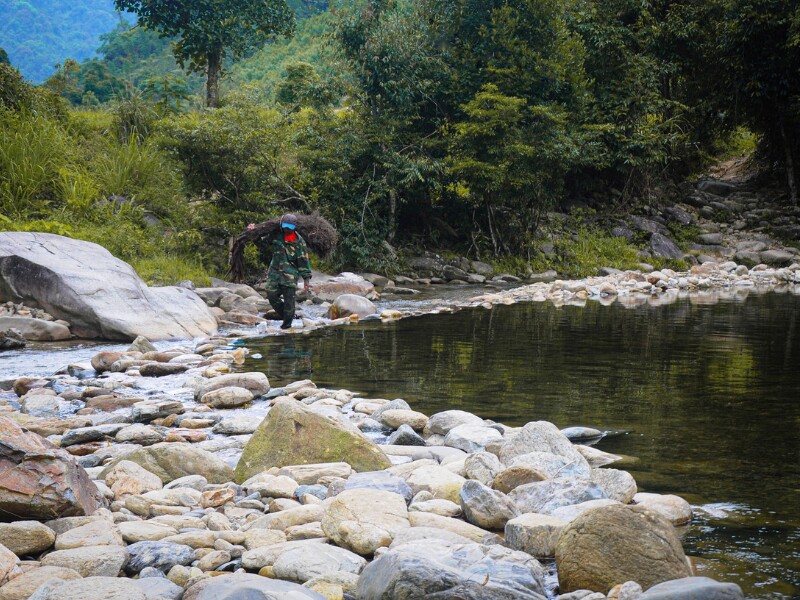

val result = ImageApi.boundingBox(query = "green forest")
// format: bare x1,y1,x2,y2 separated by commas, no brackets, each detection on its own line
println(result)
1,0,798,283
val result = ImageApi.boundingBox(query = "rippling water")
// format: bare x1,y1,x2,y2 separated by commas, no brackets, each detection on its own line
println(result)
245,291,800,599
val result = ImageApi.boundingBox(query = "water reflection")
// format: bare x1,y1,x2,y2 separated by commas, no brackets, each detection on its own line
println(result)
246,293,800,598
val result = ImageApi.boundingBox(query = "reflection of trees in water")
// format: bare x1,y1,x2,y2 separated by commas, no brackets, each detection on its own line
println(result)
253,294,799,507
249,293,800,594
266,337,313,380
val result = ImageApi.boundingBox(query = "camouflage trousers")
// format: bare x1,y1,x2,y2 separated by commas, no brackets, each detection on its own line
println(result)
267,284,296,329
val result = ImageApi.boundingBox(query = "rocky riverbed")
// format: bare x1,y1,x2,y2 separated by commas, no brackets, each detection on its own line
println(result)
0,332,747,600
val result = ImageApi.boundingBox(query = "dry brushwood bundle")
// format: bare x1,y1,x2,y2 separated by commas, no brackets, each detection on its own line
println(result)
229,213,338,282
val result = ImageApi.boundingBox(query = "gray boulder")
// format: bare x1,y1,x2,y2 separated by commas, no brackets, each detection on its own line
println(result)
190,573,326,599
650,233,683,259
697,180,736,196
509,478,607,515
427,410,484,436
99,442,234,484
459,480,519,530
326,294,378,319
28,575,184,600
499,421,587,465
641,577,744,600
342,470,414,502
0,232,216,340
357,540,547,599
387,424,426,446
0,317,70,341
760,249,795,266
0,328,25,350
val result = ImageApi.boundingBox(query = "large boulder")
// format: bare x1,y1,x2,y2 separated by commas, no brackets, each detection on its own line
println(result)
650,233,683,260
0,521,56,556
194,372,270,400
0,317,70,341
312,272,376,302
321,489,411,555
234,399,390,483
0,416,105,520
99,443,234,484
459,480,519,530
640,576,744,600
499,421,588,467
0,232,216,340
509,478,607,515
326,294,378,319
357,540,547,599
555,504,692,593
0,565,82,599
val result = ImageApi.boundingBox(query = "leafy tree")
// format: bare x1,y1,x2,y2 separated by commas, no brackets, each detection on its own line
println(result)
44,59,84,105
447,84,577,257
113,0,296,107
275,62,336,109
0,48,9,66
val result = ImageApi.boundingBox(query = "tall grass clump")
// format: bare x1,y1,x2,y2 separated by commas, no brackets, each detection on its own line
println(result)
554,227,641,277
0,111,68,215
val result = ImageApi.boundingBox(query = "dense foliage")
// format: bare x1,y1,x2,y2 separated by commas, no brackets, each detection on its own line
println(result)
0,63,213,284
112,0,296,106
2,0,799,280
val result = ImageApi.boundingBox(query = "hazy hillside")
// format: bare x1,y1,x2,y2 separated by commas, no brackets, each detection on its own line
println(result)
0,0,129,82
1,0,330,84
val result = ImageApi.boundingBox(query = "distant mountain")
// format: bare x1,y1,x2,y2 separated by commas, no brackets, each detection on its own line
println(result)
0,0,130,82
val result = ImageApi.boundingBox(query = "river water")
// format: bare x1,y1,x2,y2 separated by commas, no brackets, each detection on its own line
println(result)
1,288,798,597
243,291,800,599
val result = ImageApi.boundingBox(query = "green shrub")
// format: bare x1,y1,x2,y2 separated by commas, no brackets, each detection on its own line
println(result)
130,254,215,286
554,227,640,277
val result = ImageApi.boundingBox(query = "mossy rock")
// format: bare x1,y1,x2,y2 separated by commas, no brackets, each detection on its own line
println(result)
234,399,391,483
99,442,234,484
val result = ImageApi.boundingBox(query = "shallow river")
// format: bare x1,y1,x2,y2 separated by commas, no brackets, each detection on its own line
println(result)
243,291,800,599
1,288,798,597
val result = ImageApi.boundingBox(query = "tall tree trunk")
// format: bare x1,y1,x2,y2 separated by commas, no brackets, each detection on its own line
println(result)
781,122,798,205
387,189,397,243
206,48,222,108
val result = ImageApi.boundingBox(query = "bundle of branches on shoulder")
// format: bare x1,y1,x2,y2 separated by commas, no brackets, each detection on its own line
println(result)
229,213,339,282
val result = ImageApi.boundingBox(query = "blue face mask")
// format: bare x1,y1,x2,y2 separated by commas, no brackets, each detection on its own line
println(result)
282,223,296,231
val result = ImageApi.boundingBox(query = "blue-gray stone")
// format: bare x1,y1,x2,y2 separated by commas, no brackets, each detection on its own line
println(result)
343,471,414,503
125,541,195,575
295,484,328,501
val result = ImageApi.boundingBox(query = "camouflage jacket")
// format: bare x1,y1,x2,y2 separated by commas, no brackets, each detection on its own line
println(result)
259,233,312,290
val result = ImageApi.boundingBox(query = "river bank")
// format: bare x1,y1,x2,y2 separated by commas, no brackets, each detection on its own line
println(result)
0,321,750,600
1,247,798,598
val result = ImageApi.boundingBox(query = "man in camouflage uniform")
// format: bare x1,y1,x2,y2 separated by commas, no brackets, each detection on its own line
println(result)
248,213,312,329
